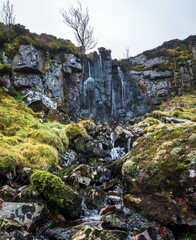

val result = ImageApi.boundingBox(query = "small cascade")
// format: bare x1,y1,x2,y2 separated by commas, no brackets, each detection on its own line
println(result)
110,132,115,148
81,199,101,222
83,61,95,113
111,88,116,116
99,55,103,72
110,147,125,160
88,61,92,78
110,132,125,160
118,66,126,109
127,138,131,152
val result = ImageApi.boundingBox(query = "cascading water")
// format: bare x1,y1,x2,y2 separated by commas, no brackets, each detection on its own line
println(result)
88,61,92,78
83,61,95,113
118,66,126,109
99,55,103,72
127,138,131,152
110,132,125,160
81,199,101,223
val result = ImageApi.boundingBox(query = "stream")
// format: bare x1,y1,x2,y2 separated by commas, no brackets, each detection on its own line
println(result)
34,139,174,240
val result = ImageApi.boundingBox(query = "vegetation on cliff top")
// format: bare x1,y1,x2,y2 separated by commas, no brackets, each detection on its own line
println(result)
0,22,81,59
119,35,196,76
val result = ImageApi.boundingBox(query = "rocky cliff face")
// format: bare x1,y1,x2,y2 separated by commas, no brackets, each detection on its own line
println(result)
1,44,82,122
0,35,196,122
81,36,196,121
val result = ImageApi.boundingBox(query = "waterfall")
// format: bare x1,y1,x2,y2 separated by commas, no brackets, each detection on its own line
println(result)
110,132,115,148
127,138,131,152
82,61,95,114
118,66,126,109
111,88,115,116
88,61,92,78
110,132,125,160
99,55,103,72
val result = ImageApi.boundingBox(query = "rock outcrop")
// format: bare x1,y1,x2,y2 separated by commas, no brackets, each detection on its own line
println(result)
81,37,196,121
1,44,82,122
1,33,195,122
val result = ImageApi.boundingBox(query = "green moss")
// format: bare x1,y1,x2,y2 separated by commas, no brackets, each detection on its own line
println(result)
152,92,196,122
0,150,22,175
20,143,58,170
187,150,196,163
31,170,74,209
132,64,145,72
29,128,68,154
138,117,161,127
0,89,92,176
65,121,89,141
122,123,196,196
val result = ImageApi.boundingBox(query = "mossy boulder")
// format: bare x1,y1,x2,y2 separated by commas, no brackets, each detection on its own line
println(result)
122,122,196,226
64,120,91,148
30,170,81,219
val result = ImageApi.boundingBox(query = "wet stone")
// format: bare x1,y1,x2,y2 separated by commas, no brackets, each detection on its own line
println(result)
83,186,106,210
0,202,44,229
101,214,127,231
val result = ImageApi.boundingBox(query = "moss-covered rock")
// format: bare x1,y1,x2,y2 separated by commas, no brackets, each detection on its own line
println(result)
0,89,93,176
64,120,90,142
30,170,81,218
122,122,196,226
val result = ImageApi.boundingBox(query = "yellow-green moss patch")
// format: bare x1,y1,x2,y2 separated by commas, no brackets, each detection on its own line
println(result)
122,123,196,196
152,92,196,122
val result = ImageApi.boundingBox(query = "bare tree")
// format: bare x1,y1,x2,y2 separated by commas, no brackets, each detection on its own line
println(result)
60,1,97,54
123,47,130,59
1,0,15,29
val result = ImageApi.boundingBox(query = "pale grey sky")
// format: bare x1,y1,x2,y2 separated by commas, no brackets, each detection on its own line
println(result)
1,0,196,59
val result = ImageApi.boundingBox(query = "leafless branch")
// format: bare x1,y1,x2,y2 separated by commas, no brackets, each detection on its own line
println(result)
60,1,97,54
1,0,15,29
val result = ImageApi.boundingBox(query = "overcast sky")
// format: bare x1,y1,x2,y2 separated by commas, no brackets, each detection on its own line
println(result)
1,0,196,59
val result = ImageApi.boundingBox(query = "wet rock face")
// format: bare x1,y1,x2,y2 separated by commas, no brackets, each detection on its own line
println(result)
2,38,195,121
81,40,196,121
3,44,82,117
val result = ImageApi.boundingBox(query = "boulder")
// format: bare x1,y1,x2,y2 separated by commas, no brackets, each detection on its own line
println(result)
31,170,81,219
70,164,92,187
43,225,120,240
85,140,107,158
122,123,196,227
14,73,44,92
